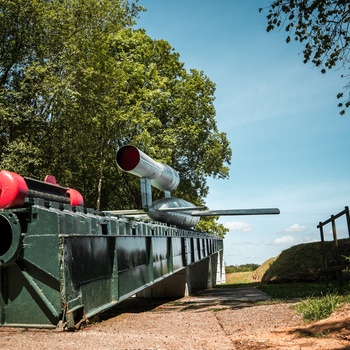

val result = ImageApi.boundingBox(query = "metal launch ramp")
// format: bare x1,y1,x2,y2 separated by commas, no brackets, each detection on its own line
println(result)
0,197,224,330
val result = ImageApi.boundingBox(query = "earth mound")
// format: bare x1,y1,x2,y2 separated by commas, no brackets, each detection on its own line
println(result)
252,239,350,283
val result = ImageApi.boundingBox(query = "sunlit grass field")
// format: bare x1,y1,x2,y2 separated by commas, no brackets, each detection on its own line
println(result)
225,271,257,285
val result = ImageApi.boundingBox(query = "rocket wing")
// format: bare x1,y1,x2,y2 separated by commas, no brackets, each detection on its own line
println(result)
190,208,280,217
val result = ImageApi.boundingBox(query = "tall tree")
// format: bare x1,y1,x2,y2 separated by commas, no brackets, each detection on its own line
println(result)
260,0,350,114
102,29,231,212
0,0,142,178
0,1,231,235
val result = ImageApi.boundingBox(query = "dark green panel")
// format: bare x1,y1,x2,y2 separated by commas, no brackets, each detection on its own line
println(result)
116,236,152,297
1,263,60,326
25,206,61,278
64,236,115,287
23,235,60,278
62,235,116,320
118,265,151,297
152,237,170,279
80,278,114,312
172,238,185,271
153,260,169,279
195,238,201,262
187,238,194,264
117,236,150,271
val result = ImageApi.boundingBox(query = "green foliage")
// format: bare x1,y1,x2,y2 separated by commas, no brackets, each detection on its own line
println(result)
0,0,144,186
0,0,232,235
225,263,260,274
196,217,229,238
295,293,346,322
260,1,350,115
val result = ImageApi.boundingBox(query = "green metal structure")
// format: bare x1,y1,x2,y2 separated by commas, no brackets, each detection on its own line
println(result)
0,197,224,329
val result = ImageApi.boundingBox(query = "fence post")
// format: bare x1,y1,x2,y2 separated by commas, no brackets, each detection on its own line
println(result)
331,216,343,289
345,206,350,239
319,222,329,284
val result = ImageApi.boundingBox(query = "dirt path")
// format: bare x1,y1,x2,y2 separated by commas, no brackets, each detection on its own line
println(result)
1,288,350,349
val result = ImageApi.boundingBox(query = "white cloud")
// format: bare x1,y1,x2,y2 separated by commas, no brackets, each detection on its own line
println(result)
225,221,252,232
273,235,295,245
285,224,307,232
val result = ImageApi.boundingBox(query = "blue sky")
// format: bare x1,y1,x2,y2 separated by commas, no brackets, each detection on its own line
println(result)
136,1,350,265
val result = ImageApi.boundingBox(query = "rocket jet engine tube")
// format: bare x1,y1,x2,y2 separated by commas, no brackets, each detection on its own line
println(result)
0,212,22,267
116,145,180,192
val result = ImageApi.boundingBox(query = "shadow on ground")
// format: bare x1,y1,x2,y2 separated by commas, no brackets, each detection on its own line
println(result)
99,287,271,321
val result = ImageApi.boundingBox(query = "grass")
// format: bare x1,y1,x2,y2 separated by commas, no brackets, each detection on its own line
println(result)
223,238,350,323
222,271,350,322
258,281,339,300
224,271,258,285
222,271,339,299
294,293,344,322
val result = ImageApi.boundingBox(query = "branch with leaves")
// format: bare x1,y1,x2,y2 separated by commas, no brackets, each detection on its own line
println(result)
260,0,350,114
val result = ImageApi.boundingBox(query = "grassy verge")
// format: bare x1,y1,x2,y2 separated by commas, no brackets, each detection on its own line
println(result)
221,271,350,322
222,272,341,299
258,281,339,300
294,293,348,322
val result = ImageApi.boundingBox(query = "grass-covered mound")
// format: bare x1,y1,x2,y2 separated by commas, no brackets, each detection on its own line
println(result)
252,257,277,281
254,239,350,283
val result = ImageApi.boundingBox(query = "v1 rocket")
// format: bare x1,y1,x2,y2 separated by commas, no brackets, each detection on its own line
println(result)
115,145,280,229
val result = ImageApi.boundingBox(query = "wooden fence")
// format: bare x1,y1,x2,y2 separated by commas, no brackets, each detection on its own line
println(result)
317,206,350,287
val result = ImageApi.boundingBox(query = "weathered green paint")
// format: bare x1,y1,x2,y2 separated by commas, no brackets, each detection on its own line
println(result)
0,198,224,329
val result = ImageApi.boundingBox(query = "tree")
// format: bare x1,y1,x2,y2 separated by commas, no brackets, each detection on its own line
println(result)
260,0,350,114
0,0,144,197
97,29,232,215
196,216,229,238
0,1,231,235
0,0,142,180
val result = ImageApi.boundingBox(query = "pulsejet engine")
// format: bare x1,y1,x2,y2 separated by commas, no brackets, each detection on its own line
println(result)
115,145,280,229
